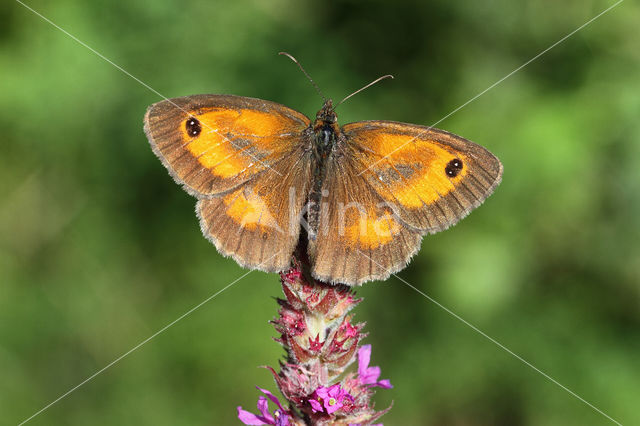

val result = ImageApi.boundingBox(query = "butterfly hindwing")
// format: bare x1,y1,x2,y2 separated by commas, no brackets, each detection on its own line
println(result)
310,150,423,285
197,146,313,272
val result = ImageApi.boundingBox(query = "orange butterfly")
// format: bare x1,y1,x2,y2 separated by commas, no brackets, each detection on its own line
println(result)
144,67,502,286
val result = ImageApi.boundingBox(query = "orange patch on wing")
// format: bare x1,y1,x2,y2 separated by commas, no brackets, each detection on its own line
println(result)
199,108,298,150
365,131,420,161
184,133,248,178
342,208,401,249
200,108,285,137
180,108,302,178
223,188,281,232
365,131,468,207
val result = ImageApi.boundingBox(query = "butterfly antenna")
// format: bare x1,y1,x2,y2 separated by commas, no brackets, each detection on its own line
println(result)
335,74,394,109
279,52,326,102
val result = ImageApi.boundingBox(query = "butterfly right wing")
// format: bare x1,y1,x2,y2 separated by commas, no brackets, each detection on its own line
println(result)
310,120,502,285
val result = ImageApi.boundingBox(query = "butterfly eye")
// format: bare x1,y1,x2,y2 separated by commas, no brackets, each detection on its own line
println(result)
185,117,201,137
445,158,463,177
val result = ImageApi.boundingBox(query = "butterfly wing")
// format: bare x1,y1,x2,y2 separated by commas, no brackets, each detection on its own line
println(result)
343,121,502,233
310,121,502,285
144,95,313,272
144,94,311,196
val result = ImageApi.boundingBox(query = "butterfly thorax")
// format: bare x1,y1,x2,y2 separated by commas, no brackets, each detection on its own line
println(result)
312,99,339,161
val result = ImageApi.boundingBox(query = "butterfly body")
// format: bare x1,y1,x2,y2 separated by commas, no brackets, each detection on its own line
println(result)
144,94,502,285
307,99,341,242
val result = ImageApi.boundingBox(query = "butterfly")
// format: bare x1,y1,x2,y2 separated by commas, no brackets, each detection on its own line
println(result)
144,90,502,286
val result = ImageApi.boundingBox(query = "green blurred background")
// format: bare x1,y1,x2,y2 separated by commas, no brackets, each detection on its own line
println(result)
1,0,639,424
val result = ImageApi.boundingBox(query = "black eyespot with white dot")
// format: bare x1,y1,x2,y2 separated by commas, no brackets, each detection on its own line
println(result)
445,158,463,177
185,117,201,137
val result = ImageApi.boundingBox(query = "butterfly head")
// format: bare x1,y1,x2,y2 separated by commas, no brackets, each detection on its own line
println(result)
315,99,337,124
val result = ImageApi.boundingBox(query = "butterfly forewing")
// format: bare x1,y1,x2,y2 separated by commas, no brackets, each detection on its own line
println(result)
342,121,503,234
144,94,310,197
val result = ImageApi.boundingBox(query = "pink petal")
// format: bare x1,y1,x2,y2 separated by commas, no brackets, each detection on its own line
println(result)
256,396,274,423
314,386,330,400
237,406,270,425
361,366,381,384
376,379,393,389
358,344,372,375
309,399,323,412
327,383,343,398
256,386,286,412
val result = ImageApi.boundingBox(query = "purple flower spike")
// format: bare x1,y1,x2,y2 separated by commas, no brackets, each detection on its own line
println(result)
239,261,393,424
237,387,290,425
358,345,393,389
